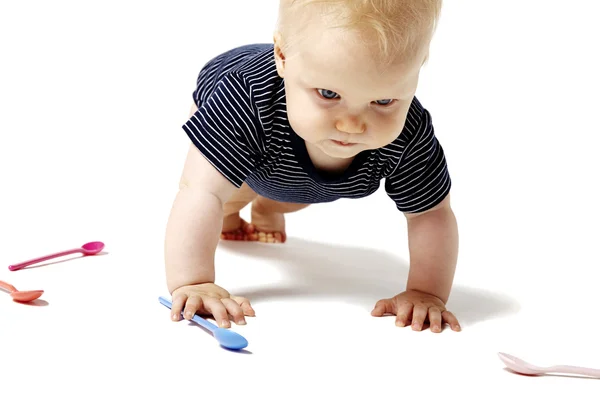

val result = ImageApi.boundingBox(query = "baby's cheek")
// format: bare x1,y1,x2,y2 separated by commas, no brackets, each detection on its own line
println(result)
287,106,309,134
384,113,408,135
289,102,324,133
289,113,317,138
373,122,405,146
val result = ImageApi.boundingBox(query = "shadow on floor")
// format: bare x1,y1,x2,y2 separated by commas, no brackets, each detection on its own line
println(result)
219,237,520,327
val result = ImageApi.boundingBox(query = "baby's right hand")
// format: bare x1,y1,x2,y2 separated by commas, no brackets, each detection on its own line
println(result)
170,283,255,328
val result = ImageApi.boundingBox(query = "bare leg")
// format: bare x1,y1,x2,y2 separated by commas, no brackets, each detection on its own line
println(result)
221,186,309,244
249,196,309,243
221,183,259,241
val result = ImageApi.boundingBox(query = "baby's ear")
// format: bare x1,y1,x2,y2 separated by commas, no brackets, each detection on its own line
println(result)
273,32,286,78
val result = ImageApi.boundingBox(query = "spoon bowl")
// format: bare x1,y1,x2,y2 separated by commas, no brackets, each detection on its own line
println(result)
213,328,249,350
11,290,44,302
0,280,44,303
498,352,541,375
81,241,105,254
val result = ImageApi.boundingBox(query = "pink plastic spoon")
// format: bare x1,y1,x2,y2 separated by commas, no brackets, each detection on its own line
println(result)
0,280,44,302
8,241,105,271
498,352,600,378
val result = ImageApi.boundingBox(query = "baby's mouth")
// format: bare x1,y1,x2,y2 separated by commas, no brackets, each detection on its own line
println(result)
331,140,355,146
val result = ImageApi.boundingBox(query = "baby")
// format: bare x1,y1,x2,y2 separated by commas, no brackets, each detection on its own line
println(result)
164,0,461,333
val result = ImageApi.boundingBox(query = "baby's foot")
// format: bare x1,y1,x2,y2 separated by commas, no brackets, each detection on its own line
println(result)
220,214,258,241
250,199,286,244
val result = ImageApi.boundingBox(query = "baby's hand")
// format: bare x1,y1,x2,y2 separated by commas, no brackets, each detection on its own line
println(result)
170,283,255,328
371,290,461,333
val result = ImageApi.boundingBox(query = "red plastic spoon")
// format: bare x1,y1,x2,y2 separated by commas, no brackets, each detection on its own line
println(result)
0,280,43,302
8,241,105,271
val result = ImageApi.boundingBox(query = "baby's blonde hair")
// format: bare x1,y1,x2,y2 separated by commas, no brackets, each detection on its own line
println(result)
277,0,442,65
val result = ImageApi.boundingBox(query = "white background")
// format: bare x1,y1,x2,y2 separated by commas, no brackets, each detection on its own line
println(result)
1,0,599,398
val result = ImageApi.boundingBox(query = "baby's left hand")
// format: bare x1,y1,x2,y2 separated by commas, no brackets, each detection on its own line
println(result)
371,289,461,333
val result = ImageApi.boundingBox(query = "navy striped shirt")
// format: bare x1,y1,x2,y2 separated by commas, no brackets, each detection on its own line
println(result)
182,44,451,213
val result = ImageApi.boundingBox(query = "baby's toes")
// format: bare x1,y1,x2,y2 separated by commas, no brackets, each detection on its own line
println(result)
257,231,285,243
242,220,256,234
221,231,242,241
221,218,256,241
220,232,233,240
274,232,285,243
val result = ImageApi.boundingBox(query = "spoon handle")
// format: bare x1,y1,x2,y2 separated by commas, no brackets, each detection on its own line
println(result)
158,296,218,333
549,365,600,378
8,248,82,271
0,280,17,293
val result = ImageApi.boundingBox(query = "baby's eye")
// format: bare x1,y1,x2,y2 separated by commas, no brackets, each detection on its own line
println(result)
317,89,340,100
374,99,394,106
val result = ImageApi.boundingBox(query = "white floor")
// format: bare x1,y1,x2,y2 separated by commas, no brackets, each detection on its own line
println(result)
1,1,599,398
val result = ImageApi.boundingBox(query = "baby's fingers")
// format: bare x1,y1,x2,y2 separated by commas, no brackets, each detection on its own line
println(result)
442,310,461,332
394,301,414,327
428,307,442,333
170,294,188,321
183,296,205,320
221,298,246,325
411,304,428,331
371,298,394,317
203,297,230,328
231,295,256,317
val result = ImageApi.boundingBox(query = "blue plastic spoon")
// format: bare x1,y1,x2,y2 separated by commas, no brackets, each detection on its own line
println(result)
158,296,248,350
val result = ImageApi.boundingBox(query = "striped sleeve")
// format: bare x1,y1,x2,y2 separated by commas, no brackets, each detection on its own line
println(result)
385,108,451,213
182,73,262,188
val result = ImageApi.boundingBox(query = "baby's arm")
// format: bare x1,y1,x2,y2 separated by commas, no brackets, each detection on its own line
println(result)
371,193,461,332
164,141,235,292
375,106,460,332
164,104,255,326
404,194,458,304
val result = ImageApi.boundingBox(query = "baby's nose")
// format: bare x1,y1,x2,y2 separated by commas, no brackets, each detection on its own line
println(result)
335,116,365,134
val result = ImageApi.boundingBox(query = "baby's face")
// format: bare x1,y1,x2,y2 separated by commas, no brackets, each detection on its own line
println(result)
276,27,426,162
